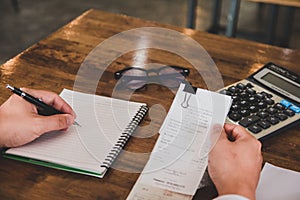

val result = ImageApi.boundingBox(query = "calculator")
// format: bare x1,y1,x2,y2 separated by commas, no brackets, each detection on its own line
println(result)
219,62,300,140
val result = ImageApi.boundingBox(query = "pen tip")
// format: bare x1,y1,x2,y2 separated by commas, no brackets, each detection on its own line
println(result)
73,121,81,127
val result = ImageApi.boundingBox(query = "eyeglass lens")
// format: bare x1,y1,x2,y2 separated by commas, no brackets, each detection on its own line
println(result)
122,68,148,90
119,66,188,90
158,67,186,88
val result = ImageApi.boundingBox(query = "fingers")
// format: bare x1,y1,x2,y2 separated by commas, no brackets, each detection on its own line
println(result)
224,123,252,141
33,114,75,136
211,123,257,145
21,88,76,117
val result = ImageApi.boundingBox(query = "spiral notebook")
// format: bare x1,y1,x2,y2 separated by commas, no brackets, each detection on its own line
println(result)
3,89,148,178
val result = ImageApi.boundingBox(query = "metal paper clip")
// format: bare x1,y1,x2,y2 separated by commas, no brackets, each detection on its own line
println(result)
181,92,192,108
181,83,197,108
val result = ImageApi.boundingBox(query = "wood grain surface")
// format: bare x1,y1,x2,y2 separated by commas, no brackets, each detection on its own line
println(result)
247,0,300,7
0,9,299,200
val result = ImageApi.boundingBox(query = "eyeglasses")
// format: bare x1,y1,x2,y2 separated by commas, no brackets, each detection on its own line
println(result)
114,66,190,90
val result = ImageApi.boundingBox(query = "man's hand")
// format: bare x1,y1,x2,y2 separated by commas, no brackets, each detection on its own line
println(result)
208,124,263,200
0,88,76,147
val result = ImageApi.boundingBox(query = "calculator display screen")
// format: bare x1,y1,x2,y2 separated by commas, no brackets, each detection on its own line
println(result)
261,73,300,99
253,67,300,103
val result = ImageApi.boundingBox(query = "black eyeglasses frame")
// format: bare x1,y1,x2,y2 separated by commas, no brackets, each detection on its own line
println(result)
114,65,190,90
114,65,190,80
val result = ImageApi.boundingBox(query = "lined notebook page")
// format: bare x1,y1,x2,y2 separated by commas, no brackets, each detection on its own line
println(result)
6,89,147,176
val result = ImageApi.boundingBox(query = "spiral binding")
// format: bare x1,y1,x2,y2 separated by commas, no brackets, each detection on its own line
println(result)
101,105,148,169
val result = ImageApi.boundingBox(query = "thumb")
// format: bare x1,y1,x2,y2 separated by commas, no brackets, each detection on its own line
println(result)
224,123,250,141
34,114,75,135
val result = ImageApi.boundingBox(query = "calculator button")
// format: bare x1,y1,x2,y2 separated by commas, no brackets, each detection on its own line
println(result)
266,116,280,125
254,93,265,100
238,92,250,99
236,83,246,90
231,95,239,102
258,101,268,109
246,88,256,95
280,99,292,108
257,120,271,129
249,105,258,113
246,83,254,88
257,111,269,118
290,105,300,113
239,116,260,127
273,103,285,110
229,113,242,121
248,124,262,134
283,109,295,117
231,104,240,111
266,107,277,115
228,86,240,94
239,109,251,117
264,98,275,105
247,96,258,104
275,113,288,121
239,100,249,108
261,91,273,98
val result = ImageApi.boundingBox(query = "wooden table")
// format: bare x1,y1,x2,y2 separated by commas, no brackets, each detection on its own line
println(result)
0,9,299,200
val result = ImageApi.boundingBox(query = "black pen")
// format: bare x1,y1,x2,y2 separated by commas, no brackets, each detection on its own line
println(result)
6,84,80,126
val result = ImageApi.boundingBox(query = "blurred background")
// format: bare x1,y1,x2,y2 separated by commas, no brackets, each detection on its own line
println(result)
0,0,299,65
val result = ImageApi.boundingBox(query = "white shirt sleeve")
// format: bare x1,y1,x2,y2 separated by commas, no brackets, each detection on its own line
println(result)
213,194,249,200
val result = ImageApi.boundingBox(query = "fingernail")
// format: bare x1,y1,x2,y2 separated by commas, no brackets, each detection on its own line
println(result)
66,115,74,126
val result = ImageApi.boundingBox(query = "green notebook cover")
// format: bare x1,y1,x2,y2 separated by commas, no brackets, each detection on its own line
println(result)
2,152,102,177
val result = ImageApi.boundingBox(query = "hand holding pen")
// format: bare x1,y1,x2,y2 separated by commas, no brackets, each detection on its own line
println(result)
6,85,80,126
0,85,78,148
